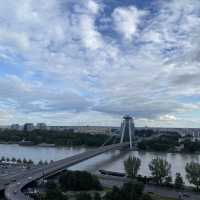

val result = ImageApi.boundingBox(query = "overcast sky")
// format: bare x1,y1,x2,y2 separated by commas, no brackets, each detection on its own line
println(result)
0,0,200,127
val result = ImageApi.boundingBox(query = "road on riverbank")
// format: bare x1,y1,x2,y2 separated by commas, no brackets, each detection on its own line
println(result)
97,174,200,200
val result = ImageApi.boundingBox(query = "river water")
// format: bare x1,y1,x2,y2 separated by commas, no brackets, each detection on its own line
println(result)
0,144,200,185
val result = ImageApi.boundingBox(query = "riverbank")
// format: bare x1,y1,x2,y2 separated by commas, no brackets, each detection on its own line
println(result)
0,143,199,186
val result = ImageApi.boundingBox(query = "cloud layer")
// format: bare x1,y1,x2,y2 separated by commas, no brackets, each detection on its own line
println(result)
0,0,200,127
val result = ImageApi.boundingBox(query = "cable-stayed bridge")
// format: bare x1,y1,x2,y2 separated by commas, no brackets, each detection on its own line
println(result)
4,142,129,200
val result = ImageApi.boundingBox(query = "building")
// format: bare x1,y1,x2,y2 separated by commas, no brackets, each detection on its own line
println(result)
192,131,200,142
24,123,34,132
47,126,112,135
10,124,21,131
36,123,47,130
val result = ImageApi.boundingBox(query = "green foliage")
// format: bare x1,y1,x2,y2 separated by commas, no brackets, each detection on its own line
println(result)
45,181,68,200
124,156,141,178
183,141,200,153
174,173,184,189
149,157,171,185
59,170,102,191
104,186,122,200
94,192,101,200
0,129,109,147
138,135,180,152
142,194,153,200
164,176,173,187
17,158,22,163
1,156,5,161
185,162,200,191
76,192,92,200
104,181,144,200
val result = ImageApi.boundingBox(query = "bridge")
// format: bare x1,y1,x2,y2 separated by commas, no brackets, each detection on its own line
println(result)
4,142,129,200
3,115,140,200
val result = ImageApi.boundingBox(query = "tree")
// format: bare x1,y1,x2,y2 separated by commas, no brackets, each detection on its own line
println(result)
149,157,171,185
23,158,27,164
59,171,102,191
124,156,141,178
174,173,184,189
121,181,144,200
28,159,34,164
17,158,22,164
39,160,44,165
76,193,92,200
103,186,123,200
185,162,200,191
44,160,48,165
1,156,5,162
142,194,153,200
94,193,101,200
164,176,172,187
11,157,16,162
45,181,68,200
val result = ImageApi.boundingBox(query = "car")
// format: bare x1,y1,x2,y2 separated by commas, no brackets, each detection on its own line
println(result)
28,176,32,179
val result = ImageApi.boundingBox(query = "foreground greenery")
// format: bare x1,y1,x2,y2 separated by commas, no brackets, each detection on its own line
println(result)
59,171,102,191
32,170,154,200
0,130,109,147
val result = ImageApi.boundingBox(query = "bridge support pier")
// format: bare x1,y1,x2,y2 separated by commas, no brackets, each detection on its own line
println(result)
120,115,134,149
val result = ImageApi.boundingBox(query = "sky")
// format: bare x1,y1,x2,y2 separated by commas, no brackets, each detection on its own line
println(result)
0,0,200,127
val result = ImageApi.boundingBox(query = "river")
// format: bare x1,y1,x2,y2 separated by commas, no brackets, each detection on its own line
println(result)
0,144,200,185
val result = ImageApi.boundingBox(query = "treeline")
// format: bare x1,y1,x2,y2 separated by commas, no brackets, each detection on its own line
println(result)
182,140,200,153
124,155,200,192
137,134,180,151
0,130,109,147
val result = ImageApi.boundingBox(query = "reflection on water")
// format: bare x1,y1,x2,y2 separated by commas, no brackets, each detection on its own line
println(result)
0,144,200,185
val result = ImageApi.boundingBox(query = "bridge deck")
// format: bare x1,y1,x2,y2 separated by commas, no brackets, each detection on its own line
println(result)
5,142,128,200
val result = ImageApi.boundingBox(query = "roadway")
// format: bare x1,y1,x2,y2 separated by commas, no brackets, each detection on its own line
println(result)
5,142,128,200
97,175,200,200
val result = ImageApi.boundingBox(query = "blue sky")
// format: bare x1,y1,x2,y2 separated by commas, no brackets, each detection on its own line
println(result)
0,0,200,127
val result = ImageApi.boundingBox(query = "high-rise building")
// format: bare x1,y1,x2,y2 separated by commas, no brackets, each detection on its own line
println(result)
120,115,135,148
36,123,47,130
24,123,34,132
10,124,20,131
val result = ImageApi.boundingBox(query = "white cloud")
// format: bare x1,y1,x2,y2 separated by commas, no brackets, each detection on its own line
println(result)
80,14,104,50
112,6,147,40
159,115,177,121
0,0,200,127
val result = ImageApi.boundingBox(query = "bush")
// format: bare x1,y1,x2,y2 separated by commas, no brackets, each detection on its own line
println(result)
142,194,153,200
76,193,92,200
59,170,102,191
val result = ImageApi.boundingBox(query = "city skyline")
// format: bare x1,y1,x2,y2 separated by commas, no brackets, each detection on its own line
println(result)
0,0,200,127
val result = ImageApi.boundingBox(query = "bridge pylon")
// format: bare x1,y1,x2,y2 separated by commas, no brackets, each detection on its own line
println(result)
120,115,135,149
